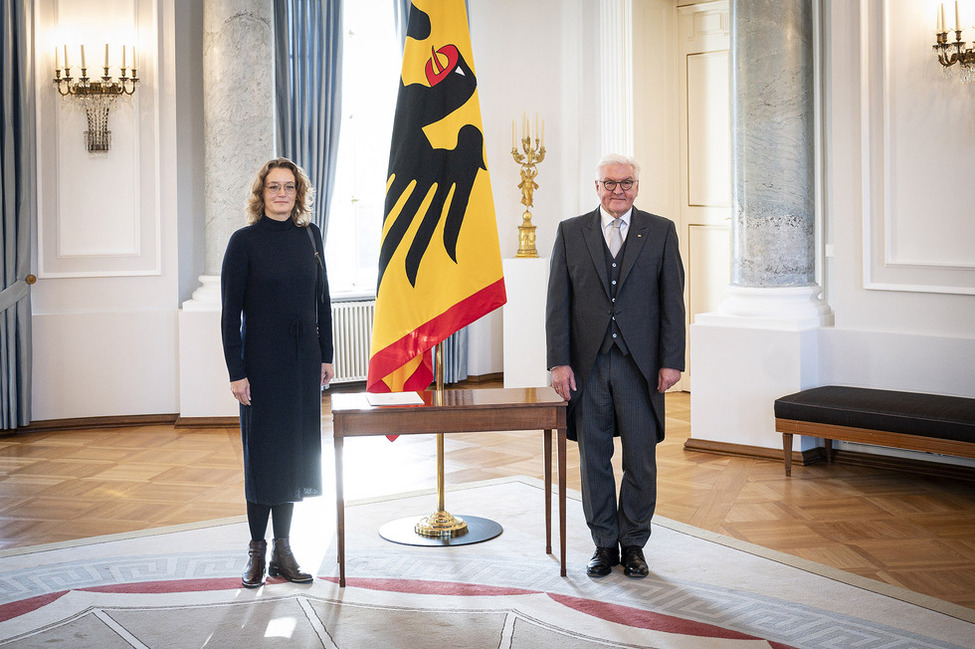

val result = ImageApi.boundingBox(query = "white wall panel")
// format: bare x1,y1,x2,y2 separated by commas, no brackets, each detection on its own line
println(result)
860,0,975,293
36,0,160,277
686,50,730,209
688,224,730,322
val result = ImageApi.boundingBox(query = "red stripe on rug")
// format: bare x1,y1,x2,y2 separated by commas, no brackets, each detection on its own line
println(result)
83,578,243,594
548,593,800,648
321,576,538,597
0,591,68,622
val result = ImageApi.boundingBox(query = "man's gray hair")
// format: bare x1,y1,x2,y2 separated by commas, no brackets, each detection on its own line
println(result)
595,153,641,181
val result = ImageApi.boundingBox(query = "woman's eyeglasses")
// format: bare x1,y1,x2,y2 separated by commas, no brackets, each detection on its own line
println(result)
265,183,297,195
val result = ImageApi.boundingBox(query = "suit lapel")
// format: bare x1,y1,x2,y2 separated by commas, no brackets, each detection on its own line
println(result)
618,208,649,289
582,210,611,296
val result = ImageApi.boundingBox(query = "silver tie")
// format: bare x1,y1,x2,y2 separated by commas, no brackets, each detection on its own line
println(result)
609,218,623,257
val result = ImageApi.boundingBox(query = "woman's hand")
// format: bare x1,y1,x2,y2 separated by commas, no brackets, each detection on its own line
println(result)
230,377,251,406
321,363,334,389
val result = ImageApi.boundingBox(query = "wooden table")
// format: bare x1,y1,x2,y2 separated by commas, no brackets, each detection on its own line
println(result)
331,387,568,587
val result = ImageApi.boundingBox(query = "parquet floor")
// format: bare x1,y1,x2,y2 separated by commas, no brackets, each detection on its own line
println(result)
1,387,974,610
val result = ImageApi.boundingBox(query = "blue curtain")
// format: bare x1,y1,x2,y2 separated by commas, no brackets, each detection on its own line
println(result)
393,0,411,50
274,0,343,237
0,0,33,429
438,328,469,385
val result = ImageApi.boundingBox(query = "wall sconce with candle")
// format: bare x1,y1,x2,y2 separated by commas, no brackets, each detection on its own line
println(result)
53,44,139,152
934,1,975,83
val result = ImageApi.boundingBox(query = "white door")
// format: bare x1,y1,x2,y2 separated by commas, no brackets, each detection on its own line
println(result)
677,1,732,390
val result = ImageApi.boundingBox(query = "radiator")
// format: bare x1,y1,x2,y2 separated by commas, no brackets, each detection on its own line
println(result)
329,299,375,383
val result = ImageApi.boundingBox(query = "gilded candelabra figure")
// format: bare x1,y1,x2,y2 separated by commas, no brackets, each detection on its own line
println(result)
511,114,545,258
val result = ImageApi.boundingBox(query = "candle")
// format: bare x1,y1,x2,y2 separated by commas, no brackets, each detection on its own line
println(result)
132,45,136,70
535,113,539,141
104,43,109,69
55,46,59,73
122,45,126,69
80,44,86,69
63,44,69,70
940,3,946,32
512,120,516,149
956,1,961,31
541,119,545,147
522,112,527,140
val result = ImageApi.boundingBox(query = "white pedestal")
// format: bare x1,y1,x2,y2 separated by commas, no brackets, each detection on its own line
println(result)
178,275,239,420
502,257,550,389
690,321,821,451
689,285,833,452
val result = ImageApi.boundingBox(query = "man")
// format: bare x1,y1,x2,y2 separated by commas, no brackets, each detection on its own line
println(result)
546,153,685,578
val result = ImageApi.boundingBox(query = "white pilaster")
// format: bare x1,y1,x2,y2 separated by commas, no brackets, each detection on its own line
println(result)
598,0,633,154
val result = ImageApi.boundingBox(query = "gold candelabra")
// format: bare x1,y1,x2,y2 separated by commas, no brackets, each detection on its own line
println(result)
53,44,139,152
511,113,545,258
933,2,975,83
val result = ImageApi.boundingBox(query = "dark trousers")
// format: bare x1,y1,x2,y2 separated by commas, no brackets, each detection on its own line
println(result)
575,346,658,548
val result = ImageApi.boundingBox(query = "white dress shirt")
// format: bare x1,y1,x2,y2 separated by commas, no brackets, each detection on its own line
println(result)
599,207,631,249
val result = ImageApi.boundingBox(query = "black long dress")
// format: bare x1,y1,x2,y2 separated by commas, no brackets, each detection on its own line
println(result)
220,215,332,505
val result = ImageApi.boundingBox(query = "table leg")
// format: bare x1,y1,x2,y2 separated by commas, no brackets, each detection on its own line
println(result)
543,429,552,555
334,430,346,587
558,426,567,577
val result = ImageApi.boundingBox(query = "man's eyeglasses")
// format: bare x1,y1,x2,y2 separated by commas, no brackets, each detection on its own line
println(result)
265,183,297,195
600,179,636,192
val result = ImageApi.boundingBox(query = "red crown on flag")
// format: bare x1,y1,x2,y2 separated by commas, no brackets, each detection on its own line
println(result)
425,44,460,86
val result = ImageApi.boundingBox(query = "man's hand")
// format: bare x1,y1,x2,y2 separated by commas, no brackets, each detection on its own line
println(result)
321,363,334,389
657,368,681,393
551,365,576,401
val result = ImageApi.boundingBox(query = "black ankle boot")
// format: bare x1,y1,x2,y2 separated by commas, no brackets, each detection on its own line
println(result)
242,539,267,588
268,537,313,583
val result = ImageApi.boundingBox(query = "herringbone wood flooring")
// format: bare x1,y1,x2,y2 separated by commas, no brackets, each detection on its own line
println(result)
1,388,973,610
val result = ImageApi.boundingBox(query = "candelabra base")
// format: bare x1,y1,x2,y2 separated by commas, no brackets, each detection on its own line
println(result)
517,210,538,258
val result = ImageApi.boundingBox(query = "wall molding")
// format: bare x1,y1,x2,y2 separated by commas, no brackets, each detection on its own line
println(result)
859,0,975,295
35,0,162,278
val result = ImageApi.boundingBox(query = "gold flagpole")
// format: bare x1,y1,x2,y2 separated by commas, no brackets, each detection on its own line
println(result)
414,342,468,537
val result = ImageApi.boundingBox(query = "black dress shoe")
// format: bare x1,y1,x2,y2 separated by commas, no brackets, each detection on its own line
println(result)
621,545,649,578
586,546,620,577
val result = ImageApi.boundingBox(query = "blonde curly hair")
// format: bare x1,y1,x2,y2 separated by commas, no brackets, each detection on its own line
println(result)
246,158,315,226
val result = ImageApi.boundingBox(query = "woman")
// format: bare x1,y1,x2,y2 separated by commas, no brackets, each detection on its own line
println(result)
221,158,334,588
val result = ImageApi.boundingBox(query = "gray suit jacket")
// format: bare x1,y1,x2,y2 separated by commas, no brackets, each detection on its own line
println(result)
545,207,685,440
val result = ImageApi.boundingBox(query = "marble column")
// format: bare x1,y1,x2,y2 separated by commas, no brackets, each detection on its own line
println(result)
179,0,274,419
717,0,830,324
731,0,814,287
202,0,275,277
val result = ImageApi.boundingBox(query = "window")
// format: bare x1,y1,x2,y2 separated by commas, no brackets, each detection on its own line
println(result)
325,2,400,297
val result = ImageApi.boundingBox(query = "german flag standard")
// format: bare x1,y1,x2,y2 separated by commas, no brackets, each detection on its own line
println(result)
367,0,506,393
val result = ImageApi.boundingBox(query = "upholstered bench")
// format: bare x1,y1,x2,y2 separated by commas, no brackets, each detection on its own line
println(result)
774,386,975,476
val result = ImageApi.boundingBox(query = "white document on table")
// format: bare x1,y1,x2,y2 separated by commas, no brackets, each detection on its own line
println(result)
365,392,425,406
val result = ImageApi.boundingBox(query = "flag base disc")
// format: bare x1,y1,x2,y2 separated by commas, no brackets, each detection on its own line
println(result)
379,515,502,547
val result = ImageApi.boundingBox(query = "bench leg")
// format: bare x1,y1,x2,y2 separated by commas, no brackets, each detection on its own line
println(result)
825,439,833,464
782,433,793,477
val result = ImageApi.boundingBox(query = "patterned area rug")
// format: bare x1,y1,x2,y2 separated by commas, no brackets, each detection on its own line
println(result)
0,478,971,648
